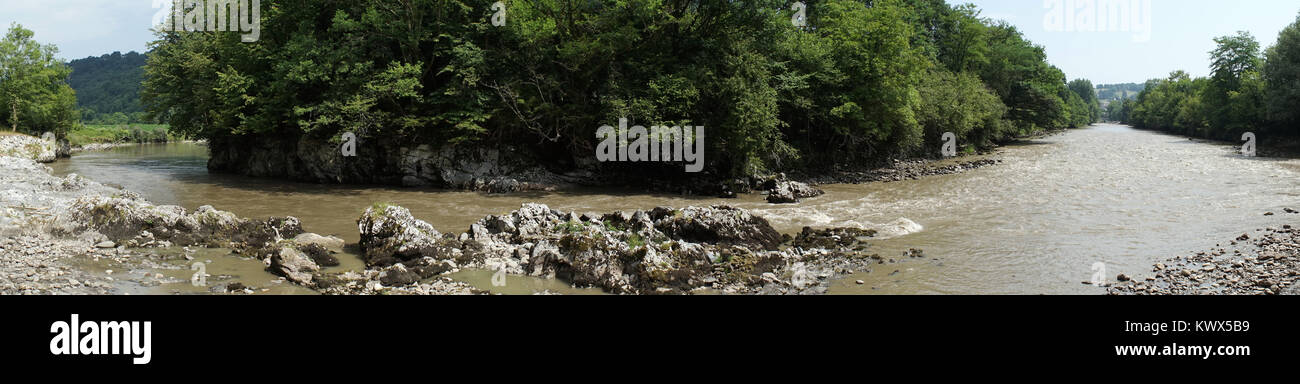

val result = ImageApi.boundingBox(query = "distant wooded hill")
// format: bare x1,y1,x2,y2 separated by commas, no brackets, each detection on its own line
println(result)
66,51,151,124
1096,83,1145,101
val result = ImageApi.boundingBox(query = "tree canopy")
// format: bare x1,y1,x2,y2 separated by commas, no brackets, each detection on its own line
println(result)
143,0,1096,178
0,23,78,135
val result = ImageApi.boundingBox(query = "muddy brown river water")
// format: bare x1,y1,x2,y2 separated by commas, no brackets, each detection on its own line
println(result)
51,124,1300,294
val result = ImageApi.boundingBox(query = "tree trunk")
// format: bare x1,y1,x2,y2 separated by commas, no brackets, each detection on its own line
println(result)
9,102,16,132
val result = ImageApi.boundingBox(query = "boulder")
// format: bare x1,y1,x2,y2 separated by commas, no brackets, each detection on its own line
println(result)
650,206,784,250
358,204,443,266
269,246,320,285
766,180,824,204
377,264,420,286
293,232,345,249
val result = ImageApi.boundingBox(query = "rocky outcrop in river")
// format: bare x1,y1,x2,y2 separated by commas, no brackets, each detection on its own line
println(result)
349,202,878,294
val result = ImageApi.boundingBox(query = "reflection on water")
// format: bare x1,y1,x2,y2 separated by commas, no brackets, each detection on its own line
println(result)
51,125,1300,294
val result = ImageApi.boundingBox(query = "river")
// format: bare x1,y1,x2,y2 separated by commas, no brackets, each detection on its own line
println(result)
50,124,1300,294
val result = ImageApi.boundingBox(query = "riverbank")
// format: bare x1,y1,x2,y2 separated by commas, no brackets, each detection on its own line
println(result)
66,124,173,147
1128,126,1300,158
0,143,135,294
1094,126,1300,295
1107,215,1300,295
68,139,206,154
198,125,1059,197
0,132,57,162
1,134,335,294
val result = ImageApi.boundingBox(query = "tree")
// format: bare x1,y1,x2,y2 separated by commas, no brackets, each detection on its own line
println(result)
977,22,1070,133
0,23,78,134
1265,12,1300,134
914,68,1005,151
142,0,1086,180
1107,97,1134,123
1067,78,1100,123
1205,31,1262,136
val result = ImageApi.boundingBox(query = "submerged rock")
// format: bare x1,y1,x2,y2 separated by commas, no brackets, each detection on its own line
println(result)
789,226,877,250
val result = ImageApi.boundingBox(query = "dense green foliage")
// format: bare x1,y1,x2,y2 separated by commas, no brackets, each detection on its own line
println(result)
1123,13,1300,140
67,51,154,124
143,0,1095,178
0,23,79,135
1265,13,1300,131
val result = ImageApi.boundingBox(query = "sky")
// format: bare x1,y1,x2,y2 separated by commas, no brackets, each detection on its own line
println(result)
1,1,1298,84
967,0,1300,84
0,1,160,61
